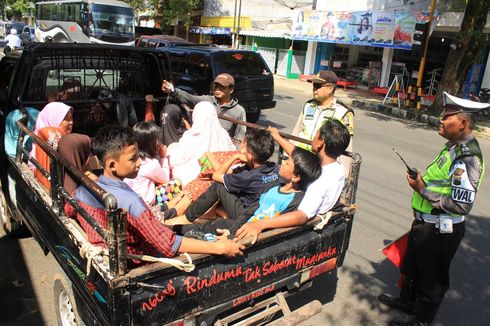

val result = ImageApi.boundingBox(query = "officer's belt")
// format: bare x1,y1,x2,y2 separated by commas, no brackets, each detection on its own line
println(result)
414,211,465,224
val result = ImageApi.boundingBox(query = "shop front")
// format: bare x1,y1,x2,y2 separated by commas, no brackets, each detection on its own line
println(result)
191,16,252,46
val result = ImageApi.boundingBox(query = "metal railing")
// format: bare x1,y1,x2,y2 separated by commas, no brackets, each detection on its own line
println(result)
15,117,128,277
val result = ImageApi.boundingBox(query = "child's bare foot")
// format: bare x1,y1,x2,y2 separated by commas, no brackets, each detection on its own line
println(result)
166,191,185,209
174,192,193,216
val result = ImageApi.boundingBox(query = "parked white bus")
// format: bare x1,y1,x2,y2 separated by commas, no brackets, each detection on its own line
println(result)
35,0,135,46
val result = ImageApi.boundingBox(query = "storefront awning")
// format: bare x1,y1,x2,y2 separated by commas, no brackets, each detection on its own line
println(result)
189,26,231,35
239,19,292,39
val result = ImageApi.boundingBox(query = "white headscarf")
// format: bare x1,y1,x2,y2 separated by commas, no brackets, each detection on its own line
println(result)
167,101,235,186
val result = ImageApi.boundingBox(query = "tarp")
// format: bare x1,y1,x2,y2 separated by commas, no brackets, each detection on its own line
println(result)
239,29,291,39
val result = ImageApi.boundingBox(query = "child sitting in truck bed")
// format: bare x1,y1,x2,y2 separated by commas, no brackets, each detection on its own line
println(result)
165,128,279,227
65,125,244,261
174,146,322,238
236,120,351,243
127,121,192,221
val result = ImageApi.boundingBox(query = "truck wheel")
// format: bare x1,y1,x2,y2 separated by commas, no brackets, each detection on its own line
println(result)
53,272,85,326
247,111,261,123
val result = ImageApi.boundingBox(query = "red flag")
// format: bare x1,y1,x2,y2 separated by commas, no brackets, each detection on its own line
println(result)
382,232,409,268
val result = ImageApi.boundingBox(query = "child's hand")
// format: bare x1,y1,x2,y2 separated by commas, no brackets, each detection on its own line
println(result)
215,238,245,257
216,228,230,241
236,152,247,163
267,126,281,139
161,80,174,93
182,118,191,129
235,221,264,245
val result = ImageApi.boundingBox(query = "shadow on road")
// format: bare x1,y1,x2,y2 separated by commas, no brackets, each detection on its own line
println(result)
286,270,338,311
335,214,490,326
0,234,44,325
364,111,436,131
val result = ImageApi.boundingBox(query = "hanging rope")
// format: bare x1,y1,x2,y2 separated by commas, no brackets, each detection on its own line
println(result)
127,252,195,273
79,242,107,277
79,242,195,275
314,211,333,231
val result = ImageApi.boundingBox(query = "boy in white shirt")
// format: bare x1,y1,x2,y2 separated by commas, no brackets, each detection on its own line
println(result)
236,120,350,243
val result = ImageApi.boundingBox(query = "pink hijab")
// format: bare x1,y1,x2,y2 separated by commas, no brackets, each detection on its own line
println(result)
34,102,72,134
30,102,72,168
167,101,235,186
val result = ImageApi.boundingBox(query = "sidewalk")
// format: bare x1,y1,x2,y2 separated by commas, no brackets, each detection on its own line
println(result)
273,75,490,140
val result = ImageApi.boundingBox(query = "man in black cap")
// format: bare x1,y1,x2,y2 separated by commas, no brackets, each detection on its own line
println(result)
292,70,354,151
161,73,246,142
379,92,488,326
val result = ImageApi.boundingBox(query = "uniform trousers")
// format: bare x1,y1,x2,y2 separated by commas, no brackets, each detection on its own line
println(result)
400,218,465,324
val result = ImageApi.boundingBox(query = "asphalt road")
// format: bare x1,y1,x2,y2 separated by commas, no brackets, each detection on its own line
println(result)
1,80,489,325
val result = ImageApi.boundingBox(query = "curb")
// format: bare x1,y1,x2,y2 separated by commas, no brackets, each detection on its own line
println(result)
351,99,490,139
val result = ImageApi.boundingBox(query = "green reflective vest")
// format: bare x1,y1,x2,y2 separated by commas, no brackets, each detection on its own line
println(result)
411,137,485,216
298,99,353,151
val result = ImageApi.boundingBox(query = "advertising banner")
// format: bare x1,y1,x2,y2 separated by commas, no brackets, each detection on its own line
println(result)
371,12,396,45
393,12,417,48
292,10,421,50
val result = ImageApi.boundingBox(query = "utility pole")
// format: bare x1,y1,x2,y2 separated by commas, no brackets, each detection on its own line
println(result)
236,0,242,48
232,0,238,47
415,0,436,109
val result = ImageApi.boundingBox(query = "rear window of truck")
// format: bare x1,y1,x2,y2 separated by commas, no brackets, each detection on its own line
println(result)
213,52,271,76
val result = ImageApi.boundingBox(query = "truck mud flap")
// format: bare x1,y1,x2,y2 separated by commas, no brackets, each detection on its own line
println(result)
215,292,322,326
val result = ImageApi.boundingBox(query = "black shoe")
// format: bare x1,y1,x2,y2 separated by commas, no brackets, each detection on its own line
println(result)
388,317,430,326
378,293,414,315
184,230,207,241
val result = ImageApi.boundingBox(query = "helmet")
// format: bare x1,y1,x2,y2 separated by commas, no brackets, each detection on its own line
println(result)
10,28,17,35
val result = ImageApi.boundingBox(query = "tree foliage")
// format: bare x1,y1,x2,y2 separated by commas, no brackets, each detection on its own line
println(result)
4,0,29,20
430,0,490,115
151,0,200,30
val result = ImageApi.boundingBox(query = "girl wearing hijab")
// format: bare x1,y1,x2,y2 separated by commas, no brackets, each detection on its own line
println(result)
4,107,39,157
31,102,74,190
160,104,187,146
166,101,235,186
57,133,94,195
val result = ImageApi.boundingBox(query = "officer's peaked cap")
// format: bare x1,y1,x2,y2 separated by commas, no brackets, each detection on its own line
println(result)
443,91,490,113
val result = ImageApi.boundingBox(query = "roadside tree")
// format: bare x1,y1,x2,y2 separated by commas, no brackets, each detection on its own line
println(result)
430,0,490,115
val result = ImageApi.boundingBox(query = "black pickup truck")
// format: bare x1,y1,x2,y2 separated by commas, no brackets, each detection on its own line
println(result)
0,44,361,325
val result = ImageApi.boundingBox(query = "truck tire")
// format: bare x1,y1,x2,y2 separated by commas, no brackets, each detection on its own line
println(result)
53,272,85,326
247,111,261,123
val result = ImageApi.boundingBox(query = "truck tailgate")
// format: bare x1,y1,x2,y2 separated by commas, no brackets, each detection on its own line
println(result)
127,216,353,325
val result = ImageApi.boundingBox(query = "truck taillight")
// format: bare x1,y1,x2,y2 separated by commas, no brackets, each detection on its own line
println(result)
300,257,337,283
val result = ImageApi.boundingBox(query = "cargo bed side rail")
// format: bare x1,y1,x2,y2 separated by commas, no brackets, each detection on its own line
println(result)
15,118,129,278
